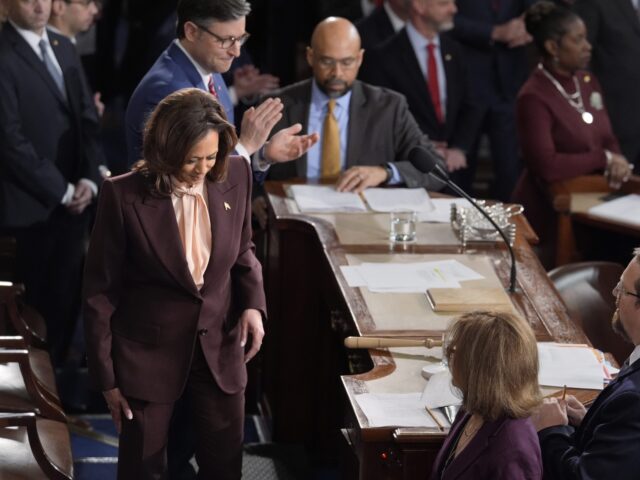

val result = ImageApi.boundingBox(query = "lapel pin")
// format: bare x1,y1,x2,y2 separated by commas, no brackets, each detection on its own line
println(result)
224,202,231,211
445,54,452,61
52,39,59,46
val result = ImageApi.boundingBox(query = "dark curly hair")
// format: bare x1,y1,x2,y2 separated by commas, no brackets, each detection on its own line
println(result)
133,88,237,197
525,1,580,58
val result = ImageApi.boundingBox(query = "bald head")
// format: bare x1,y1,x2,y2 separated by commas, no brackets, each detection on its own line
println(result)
311,17,361,52
307,17,364,98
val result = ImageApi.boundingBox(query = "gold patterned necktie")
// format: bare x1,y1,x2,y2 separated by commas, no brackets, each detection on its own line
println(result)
321,99,340,179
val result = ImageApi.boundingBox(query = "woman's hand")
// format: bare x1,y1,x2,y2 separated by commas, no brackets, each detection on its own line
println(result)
103,387,133,434
606,151,634,189
240,308,265,363
531,397,568,432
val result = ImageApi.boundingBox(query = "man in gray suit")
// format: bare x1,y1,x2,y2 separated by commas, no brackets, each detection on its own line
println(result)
261,16,443,193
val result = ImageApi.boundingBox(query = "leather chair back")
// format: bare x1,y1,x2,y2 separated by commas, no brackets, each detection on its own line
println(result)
549,261,633,365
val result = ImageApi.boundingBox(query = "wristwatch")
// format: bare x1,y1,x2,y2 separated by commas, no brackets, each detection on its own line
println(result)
383,163,393,184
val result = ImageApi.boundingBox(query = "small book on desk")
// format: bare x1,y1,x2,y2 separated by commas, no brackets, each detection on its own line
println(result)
426,287,513,312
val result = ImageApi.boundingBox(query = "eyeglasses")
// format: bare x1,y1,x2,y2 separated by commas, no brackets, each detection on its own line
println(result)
614,280,640,299
316,56,359,70
194,23,250,49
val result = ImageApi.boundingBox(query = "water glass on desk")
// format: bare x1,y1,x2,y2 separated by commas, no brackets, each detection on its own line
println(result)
389,211,417,242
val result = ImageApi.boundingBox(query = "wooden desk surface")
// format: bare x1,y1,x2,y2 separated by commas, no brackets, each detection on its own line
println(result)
262,181,593,478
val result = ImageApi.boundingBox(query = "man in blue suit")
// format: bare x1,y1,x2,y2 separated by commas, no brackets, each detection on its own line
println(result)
532,248,640,479
451,0,536,201
125,0,317,169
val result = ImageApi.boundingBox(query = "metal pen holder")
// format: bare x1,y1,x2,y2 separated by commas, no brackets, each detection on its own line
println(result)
450,202,520,248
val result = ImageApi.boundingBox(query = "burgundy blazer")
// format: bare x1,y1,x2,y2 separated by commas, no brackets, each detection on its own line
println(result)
83,156,266,403
512,67,620,239
430,411,542,480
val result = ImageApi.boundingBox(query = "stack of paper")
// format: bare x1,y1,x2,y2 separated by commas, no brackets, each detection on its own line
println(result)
538,343,605,390
362,188,434,213
340,259,484,293
588,194,640,227
355,392,447,428
289,185,367,212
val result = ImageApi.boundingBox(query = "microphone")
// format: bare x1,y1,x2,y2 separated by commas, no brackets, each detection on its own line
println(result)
409,146,517,293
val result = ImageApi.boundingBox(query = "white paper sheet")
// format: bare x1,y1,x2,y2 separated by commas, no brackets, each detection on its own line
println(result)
359,262,461,293
421,370,462,409
538,343,604,390
355,392,444,428
417,198,472,223
289,185,367,212
362,188,434,213
588,194,640,228
340,260,483,293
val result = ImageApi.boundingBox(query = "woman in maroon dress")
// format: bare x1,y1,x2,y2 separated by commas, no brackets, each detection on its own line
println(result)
512,1,633,253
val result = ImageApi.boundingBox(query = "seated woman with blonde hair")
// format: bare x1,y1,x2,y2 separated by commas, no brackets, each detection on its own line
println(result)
430,311,543,480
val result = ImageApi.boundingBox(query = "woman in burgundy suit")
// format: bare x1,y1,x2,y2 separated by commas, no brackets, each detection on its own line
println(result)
83,88,266,479
430,311,543,480
512,1,633,247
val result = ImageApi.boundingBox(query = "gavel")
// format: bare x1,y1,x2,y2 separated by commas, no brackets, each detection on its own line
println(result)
344,336,443,349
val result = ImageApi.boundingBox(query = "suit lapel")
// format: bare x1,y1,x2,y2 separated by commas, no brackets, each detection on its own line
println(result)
616,0,640,37
444,416,504,479
202,173,240,285
5,24,68,108
577,359,640,441
133,194,199,295
346,81,366,167
398,31,439,128
291,83,312,177
440,36,456,134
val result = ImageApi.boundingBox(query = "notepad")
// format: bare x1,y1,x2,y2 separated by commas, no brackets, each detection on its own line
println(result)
426,287,513,312
362,188,434,213
288,185,368,212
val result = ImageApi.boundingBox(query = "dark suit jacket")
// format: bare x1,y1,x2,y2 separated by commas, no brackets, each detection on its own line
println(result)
452,0,536,103
360,29,481,152
538,359,640,479
0,22,102,227
574,0,640,165
125,41,234,165
431,411,542,480
355,5,396,51
265,79,444,190
83,156,266,403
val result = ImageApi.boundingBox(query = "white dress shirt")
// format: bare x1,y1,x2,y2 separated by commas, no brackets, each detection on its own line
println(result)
405,22,447,121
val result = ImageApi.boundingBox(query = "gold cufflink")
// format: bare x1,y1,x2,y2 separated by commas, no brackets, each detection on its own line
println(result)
224,202,231,211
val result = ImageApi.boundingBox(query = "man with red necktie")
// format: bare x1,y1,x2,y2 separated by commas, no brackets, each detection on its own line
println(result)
360,0,482,182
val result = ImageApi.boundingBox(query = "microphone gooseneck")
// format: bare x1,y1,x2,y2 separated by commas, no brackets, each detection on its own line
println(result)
408,146,517,293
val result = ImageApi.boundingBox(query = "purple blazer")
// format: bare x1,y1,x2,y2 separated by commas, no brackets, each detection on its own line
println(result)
83,156,266,403
430,411,542,480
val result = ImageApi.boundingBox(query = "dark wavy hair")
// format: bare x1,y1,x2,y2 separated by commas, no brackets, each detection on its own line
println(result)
133,88,237,196
525,1,580,58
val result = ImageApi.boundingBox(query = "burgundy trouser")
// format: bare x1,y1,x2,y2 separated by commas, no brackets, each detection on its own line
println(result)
117,342,245,479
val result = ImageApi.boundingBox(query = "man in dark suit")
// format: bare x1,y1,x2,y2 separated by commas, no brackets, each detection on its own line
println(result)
360,0,482,185
532,248,640,479
574,0,640,171
452,0,535,200
126,0,317,171
264,16,443,194
0,0,102,364
356,0,408,50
